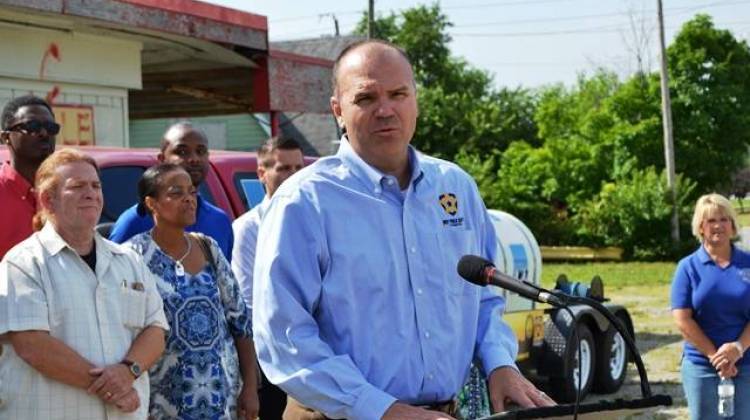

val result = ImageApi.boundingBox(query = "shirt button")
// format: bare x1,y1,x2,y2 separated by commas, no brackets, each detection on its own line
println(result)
374,187,381,194
427,374,434,380
417,288,423,295
410,247,416,253
424,331,430,339
387,179,394,185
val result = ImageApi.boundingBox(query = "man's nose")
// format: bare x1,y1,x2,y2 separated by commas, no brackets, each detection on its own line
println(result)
375,99,396,118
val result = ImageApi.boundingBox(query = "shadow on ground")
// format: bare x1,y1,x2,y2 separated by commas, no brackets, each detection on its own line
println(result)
636,332,683,355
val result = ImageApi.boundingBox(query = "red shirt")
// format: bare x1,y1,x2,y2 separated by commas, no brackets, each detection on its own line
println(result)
0,162,37,259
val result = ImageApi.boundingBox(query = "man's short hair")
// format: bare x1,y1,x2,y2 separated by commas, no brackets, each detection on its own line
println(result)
331,39,413,96
1,95,54,130
159,121,207,151
257,136,302,168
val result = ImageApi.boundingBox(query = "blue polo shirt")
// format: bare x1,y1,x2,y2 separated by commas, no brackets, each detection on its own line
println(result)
109,195,234,262
671,245,750,366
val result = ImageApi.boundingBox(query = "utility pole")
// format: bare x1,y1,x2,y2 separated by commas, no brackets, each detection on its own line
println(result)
657,0,680,243
368,0,374,39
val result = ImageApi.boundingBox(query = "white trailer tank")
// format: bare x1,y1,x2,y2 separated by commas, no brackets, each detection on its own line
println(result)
487,209,542,312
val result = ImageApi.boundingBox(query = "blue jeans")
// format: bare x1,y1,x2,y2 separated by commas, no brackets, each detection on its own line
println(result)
681,358,750,420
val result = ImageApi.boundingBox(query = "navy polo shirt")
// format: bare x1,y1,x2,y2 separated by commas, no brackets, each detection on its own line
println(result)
671,245,750,366
109,195,234,262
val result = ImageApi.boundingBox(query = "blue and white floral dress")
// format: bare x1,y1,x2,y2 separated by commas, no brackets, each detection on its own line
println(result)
127,232,252,420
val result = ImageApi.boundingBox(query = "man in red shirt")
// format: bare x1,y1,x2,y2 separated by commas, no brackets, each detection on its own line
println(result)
0,95,58,259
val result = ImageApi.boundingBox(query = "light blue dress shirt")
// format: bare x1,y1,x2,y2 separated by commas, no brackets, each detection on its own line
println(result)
253,138,517,420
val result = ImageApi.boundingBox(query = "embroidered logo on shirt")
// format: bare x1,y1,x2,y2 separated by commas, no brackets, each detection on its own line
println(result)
439,193,458,215
740,268,750,283
439,193,464,227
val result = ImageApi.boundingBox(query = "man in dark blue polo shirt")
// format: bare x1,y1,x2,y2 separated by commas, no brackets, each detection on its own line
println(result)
109,122,233,260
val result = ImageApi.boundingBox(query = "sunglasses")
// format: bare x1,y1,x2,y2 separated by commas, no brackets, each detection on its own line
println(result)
7,120,61,136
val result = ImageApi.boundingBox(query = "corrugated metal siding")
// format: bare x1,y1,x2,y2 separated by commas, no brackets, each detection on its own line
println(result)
129,114,270,151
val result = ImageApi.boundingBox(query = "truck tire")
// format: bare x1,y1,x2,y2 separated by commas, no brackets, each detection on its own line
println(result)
550,323,596,403
593,325,628,393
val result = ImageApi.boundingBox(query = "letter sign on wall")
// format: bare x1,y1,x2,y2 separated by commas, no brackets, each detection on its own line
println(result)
53,105,95,145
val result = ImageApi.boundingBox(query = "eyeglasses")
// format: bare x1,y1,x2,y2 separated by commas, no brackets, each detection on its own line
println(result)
6,120,61,136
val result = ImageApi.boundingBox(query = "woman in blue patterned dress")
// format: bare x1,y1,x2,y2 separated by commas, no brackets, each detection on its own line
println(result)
126,163,259,419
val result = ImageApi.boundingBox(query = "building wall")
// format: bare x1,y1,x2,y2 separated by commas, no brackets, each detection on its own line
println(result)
0,22,140,147
129,114,270,151
0,78,129,147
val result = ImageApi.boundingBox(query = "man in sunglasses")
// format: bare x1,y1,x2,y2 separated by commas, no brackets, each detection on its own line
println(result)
0,95,58,259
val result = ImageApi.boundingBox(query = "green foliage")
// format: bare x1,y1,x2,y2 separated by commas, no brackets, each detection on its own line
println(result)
353,4,539,160
353,7,750,260
667,14,750,192
576,167,697,260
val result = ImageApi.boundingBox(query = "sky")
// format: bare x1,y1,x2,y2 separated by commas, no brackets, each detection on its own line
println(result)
204,0,750,88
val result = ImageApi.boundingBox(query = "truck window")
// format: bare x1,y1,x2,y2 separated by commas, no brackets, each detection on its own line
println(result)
233,172,263,211
99,166,145,223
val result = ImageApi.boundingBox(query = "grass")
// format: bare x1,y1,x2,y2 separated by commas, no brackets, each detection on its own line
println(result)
541,261,677,289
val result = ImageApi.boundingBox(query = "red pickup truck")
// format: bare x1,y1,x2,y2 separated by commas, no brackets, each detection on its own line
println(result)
0,145,269,227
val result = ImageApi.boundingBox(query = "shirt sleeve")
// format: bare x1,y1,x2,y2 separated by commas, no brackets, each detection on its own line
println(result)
231,215,258,308
671,258,693,309
0,256,50,335
253,193,396,420
109,205,148,244
210,236,252,339
473,207,518,374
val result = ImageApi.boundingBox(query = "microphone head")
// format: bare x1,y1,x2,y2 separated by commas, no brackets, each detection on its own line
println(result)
457,255,494,286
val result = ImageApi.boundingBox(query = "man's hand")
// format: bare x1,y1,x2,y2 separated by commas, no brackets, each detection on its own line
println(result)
710,343,743,371
382,402,455,420
113,388,140,413
87,364,135,403
487,366,556,413
237,383,260,419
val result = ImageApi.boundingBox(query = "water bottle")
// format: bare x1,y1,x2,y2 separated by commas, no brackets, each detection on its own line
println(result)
718,377,735,418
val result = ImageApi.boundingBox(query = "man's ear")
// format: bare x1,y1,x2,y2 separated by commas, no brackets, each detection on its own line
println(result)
39,190,55,213
330,96,345,129
257,165,267,184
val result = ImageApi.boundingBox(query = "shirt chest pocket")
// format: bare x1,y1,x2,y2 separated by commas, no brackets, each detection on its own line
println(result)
435,227,479,295
120,288,147,330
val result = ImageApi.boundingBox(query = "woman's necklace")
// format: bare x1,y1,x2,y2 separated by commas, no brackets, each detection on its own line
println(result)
173,234,192,277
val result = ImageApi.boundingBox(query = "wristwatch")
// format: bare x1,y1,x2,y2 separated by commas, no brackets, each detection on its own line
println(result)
121,359,142,379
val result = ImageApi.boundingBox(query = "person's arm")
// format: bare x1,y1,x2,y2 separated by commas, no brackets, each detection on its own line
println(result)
208,234,259,419
231,214,258,308
9,330,96,389
709,320,750,374
234,336,260,419
88,256,169,401
87,325,166,400
253,194,397,420
673,308,718,357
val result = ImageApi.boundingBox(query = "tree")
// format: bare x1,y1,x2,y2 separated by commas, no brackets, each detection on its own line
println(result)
354,4,539,160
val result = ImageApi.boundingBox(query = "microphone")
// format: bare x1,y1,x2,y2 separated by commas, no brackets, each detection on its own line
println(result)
457,255,567,307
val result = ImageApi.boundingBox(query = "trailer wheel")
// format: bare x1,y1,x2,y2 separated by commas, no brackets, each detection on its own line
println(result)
593,325,628,393
550,323,596,403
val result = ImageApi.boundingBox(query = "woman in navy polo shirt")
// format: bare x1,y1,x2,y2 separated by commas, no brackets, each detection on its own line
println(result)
672,193,750,419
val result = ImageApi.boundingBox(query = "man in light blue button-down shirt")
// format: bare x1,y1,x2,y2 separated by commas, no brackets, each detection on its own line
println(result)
253,40,555,420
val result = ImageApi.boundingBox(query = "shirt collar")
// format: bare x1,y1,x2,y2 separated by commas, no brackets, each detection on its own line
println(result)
697,244,739,265
38,221,123,257
336,136,425,193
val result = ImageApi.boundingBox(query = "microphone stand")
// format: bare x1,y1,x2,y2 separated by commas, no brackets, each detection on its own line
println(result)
479,286,672,419
561,294,652,398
